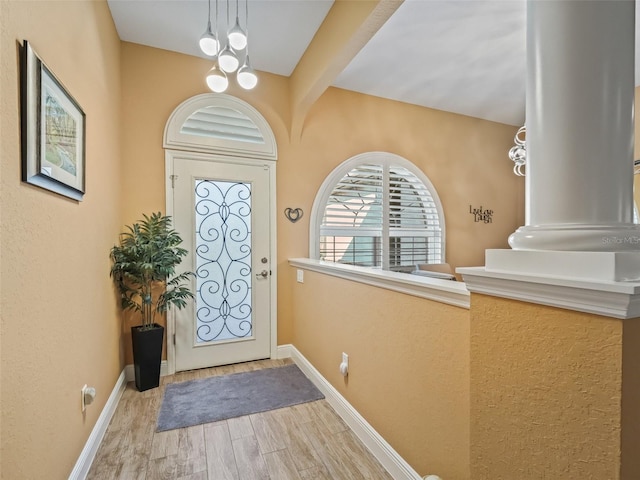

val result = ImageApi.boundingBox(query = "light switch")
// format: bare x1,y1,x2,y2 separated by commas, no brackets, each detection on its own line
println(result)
296,269,304,283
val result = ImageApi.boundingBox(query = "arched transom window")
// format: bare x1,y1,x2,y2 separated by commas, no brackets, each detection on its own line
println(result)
311,152,445,273
164,93,277,159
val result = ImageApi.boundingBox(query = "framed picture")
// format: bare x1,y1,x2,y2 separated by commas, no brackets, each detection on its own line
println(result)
21,41,85,201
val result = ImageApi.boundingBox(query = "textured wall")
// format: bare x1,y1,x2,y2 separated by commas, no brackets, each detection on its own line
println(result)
0,1,123,478
120,42,521,357
120,42,292,361
291,268,471,479
470,294,627,479
621,319,640,478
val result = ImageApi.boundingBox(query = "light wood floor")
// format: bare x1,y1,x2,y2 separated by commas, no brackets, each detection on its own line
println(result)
87,358,393,479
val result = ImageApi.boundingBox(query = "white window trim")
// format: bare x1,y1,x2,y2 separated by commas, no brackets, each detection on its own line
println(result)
309,151,446,264
163,93,277,160
289,258,469,309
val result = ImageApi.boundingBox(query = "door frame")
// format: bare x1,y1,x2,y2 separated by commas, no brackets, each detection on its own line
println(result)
164,149,278,375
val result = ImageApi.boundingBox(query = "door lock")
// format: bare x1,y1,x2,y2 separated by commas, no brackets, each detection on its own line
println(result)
256,270,269,279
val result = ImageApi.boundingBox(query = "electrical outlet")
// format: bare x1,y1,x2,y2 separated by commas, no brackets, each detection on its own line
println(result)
296,269,304,283
81,384,88,412
340,352,349,376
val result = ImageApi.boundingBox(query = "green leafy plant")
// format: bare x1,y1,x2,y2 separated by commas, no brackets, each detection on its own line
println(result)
110,212,193,328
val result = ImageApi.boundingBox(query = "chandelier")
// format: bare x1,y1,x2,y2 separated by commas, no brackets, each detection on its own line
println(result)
199,0,257,92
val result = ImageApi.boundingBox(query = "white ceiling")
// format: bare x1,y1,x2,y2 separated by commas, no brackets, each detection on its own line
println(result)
107,0,640,127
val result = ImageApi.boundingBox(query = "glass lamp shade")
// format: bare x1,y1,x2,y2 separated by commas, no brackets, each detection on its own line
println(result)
199,24,219,56
228,18,247,50
218,44,239,73
206,64,228,93
237,57,258,90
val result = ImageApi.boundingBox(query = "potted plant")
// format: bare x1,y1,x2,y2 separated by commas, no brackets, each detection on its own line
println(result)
110,212,193,391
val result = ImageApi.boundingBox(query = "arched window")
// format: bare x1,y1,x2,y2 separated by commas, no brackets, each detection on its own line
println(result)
310,152,445,273
163,93,277,160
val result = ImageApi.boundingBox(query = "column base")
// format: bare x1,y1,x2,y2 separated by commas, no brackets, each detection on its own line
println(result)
486,249,640,282
508,224,640,251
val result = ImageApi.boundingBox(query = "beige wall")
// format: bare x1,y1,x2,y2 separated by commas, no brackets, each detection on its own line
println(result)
286,86,524,271
469,294,640,479
278,87,523,346
290,268,470,479
622,318,640,478
120,42,521,360
0,1,123,478
119,42,520,477
1,3,637,479
120,42,293,361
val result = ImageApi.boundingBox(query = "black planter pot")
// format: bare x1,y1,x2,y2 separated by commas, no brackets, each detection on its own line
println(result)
131,323,164,392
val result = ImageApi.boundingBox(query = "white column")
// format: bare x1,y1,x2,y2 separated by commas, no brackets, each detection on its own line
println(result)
509,0,638,251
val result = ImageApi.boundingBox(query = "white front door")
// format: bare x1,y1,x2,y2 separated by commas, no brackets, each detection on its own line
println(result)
171,155,272,372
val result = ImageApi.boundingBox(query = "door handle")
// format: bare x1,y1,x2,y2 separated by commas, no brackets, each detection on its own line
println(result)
255,270,269,279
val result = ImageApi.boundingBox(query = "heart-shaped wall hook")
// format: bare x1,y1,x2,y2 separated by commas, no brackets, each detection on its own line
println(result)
284,207,303,223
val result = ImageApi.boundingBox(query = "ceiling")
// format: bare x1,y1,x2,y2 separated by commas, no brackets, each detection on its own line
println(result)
107,0,640,128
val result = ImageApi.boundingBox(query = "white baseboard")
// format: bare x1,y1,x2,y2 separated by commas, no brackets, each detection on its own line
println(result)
275,344,293,359
68,370,127,480
124,360,169,383
278,344,422,480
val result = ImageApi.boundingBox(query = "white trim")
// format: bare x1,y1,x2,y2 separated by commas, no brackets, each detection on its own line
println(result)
458,266,640,319
276,344,293,359
289,258,470,309
69,370,127,480
268,163,279,359
166,154,177,375
164,93,278,374
163,93,277,160
124,360,170,383
165,150,278,374
278,344,422,480
309,152,446,263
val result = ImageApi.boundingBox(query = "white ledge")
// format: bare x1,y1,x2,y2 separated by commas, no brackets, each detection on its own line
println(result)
458,266,640,319
288,258,470,309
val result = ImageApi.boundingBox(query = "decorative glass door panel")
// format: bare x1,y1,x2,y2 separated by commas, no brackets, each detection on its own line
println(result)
194,179,253,344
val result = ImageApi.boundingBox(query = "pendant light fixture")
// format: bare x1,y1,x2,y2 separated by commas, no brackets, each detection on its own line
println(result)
218,0,239,73
199,0,219,57
201,0,257,92
206,63,229,93
236,0,257,90
237,55,257,90
228,0,247,50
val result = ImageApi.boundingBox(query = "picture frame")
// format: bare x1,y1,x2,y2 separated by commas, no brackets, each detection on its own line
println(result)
21,41,86,201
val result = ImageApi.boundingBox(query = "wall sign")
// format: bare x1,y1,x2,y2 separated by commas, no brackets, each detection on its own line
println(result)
470,205,493,224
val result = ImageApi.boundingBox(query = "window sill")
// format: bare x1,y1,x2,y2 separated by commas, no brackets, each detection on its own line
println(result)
288,258,470,309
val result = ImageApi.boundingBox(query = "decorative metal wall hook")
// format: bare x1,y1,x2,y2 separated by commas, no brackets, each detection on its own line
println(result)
509,125,527,176
284,207,303,223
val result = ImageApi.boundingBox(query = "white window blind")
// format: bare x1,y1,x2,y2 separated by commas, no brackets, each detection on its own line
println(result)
319,162,442,272
180,106,265,144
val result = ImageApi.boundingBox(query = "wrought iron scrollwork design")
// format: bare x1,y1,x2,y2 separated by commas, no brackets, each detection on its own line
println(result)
194,180,253,343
